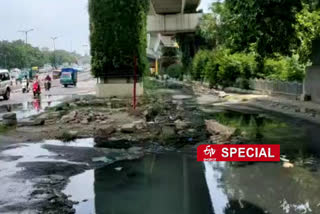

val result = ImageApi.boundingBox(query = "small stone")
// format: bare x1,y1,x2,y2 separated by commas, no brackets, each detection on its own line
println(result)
92,156,112,163
95,125,116,137
161,125,176,138
283,162,294,168
81,118,89,124
120,123,136,133
3,113,17,120
2,113,17,126
60,111,78,123
174,119,190,130
133,120,146,130
205,120,236,140
69,103,77,108
114,167,123,171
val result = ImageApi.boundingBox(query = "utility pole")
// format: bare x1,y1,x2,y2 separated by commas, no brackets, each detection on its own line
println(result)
51,36,58,51
18,29,34,44
82,44,89,56
51,36,59,68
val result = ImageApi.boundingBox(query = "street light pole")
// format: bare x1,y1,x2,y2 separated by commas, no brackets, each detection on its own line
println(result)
82,44,89,56
51,37,59,68
18,29,34,44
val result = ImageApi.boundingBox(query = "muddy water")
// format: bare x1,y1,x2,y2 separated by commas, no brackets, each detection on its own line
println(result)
0,95,64,120
63,110,320,214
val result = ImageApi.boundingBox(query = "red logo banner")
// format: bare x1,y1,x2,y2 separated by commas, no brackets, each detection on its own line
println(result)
197,144,280,162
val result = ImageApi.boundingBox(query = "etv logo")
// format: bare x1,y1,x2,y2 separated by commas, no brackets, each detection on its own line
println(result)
204,145,216,157
197,144,280,162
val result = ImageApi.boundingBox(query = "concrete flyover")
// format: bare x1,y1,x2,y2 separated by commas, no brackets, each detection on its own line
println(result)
147,0,202,60
147,13,202,34
148,0,201,34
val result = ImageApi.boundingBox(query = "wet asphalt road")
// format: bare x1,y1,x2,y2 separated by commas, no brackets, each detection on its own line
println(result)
0,71,95,107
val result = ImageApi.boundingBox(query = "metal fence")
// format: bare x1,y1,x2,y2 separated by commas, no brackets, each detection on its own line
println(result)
249,78,303,97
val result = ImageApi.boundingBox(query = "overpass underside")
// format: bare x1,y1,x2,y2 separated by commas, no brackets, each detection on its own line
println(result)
147,0,202,59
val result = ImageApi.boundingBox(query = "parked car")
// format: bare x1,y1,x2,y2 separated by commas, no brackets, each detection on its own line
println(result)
0,69,11,100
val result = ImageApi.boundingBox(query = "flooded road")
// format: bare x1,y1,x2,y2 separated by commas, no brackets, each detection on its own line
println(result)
0,95,63,120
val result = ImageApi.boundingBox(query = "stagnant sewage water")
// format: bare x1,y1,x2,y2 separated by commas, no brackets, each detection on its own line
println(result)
61,111,320,214
1,103,320,214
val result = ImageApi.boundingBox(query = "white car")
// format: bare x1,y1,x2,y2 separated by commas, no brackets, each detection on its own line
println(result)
0,70,11,100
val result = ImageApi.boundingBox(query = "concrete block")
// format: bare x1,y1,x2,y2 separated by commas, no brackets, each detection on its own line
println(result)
96,82,143,98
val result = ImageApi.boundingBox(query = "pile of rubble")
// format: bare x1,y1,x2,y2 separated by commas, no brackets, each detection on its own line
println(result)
205,119,237,144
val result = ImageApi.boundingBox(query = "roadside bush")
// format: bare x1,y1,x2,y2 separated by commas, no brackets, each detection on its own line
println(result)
191,50,212,81
263,55,305,82
166,63,184,79
218,52,257,88
194,48,257,88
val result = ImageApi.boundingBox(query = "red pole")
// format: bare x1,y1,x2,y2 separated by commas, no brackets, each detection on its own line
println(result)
133,55,137,109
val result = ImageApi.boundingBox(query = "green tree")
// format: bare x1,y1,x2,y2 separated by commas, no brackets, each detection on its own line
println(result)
89,0,149,78
294,5,320,63
210,0,302,57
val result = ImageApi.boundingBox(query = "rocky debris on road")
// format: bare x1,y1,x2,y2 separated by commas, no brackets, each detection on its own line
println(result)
60,111,78,124
57,131,79,142
2,113,17,126
95,125,116,138
174,119,190,130
205,119,237,142
120,123,136,133
18,118,45,127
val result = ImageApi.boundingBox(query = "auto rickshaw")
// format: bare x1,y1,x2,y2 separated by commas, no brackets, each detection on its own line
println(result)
60,68,78,88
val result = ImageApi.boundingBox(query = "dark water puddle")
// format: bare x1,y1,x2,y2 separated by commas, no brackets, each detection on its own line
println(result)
63,108,320,214
64,153,320,214
64,153,213,214
0,138,94,210
212,110,320,163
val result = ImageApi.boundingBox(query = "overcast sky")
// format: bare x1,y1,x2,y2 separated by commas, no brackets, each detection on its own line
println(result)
0,0,214,55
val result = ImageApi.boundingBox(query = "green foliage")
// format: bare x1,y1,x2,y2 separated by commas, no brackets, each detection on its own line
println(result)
191,50,212,81
166,63,184,79
160,47,180,72
192,48,257,88
223,0,302,57
294,5,320,63
89,0,149,78
191,0,313,83
0,40,81,69
218,52,257,87
263,55,305,81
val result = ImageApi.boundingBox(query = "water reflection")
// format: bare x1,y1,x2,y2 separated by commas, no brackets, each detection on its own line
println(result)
213,111,320,162
64,153,212,214
0,97,61,120
206,161,320,214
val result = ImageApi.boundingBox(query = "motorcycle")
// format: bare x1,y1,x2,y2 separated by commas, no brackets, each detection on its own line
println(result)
33,81,41,98
22,79,29,93
44,80,51,91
